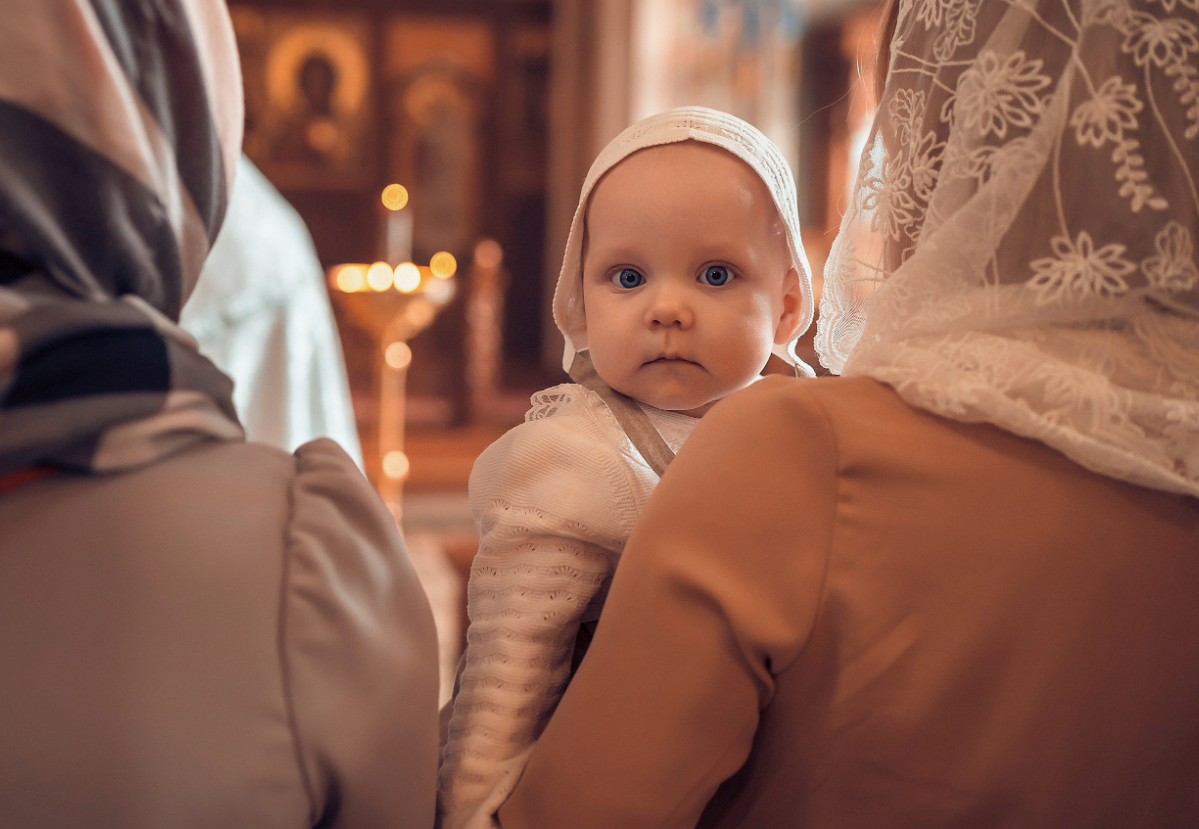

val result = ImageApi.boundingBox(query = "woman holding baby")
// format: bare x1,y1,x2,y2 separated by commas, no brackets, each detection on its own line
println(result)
491,0,1199,825
1,0,1196,825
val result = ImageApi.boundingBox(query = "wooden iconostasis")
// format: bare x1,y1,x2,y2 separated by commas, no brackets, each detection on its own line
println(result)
228,1,553,424
226,0,884,418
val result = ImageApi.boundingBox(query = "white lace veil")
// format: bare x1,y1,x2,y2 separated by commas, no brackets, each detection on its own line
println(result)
819,0,1199,497
554,106,816,377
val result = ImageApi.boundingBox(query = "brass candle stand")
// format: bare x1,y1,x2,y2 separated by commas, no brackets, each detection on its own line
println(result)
328,254,457,520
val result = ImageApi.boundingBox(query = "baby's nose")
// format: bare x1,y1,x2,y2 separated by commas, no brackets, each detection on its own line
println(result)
646,286,694,328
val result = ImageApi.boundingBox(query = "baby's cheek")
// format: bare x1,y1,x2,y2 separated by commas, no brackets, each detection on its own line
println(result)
589,347,630,389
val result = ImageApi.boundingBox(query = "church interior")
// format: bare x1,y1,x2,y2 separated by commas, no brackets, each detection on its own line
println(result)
221,0,886,698
6,0,1199,819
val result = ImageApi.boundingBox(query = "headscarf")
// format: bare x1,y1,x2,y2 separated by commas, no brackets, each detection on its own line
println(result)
553,106,816,377
0,0,244,476
820,0,1199,497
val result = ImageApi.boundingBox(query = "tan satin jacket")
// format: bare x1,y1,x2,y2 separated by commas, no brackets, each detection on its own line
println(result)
499,376,1199,829
0,439,438,829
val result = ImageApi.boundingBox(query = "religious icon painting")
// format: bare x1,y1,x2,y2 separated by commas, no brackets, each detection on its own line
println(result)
229,7,376,190
382,17,495,258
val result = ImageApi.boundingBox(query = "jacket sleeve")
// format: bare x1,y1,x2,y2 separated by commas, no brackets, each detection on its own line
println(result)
497,377,838,829
438,411,643,829
282,438,440,829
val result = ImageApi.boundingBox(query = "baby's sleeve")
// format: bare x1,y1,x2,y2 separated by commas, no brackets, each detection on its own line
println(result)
437,405,642,829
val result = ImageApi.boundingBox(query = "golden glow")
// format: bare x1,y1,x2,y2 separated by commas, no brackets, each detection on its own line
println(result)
474,238,503,269
335,264,366,293
404,298,436,329
381,183,409,211
394,262,422,293
423,275,455,303
429,251,457,279
366,261,394,292
382,450,410,480
385,341,412,370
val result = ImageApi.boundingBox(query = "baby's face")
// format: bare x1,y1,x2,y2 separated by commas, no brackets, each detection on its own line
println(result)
581,142,801,416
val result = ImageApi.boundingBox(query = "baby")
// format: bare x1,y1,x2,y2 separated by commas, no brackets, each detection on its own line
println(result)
437,107,815,828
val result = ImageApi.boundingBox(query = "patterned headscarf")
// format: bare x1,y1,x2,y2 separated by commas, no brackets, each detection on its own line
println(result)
0,0,244,476
820,0,1199,497
553,106,816,377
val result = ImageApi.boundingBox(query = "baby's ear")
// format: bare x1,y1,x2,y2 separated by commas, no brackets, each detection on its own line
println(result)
773,266,804,345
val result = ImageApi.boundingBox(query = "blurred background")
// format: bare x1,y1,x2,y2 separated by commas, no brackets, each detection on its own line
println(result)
206,0,886,698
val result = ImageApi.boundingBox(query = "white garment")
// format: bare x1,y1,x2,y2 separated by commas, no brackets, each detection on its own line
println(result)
437,383,698,829
180,156,362,464
818,0,1199,497
440,107,797,826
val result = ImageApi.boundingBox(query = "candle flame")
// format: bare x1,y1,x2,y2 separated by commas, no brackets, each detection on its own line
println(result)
394,262,422,293
367,261,394,291
430,251,457,279
381,184,409,211
335,265,366,292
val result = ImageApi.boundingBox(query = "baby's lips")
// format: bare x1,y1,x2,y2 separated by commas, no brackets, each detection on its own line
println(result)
645,355,701,366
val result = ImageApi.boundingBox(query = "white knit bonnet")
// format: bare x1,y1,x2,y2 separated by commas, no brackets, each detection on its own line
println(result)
552,106,815,377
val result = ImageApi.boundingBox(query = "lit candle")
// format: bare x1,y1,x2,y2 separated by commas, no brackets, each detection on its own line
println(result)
380,184,413,266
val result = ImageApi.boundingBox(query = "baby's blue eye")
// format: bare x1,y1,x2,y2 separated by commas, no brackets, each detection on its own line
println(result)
700,265,733,286
612,268,644,289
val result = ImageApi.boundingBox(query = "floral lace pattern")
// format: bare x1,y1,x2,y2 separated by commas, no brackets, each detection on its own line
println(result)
819,0,1199,496
526,386,576,422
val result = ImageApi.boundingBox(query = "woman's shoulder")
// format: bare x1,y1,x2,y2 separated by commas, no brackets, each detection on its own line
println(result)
137,437,368,510
289,436,387,513
707,375,906,436
118,436,350,485
707,374,1060,487
728,373,899,405
110,437,394,561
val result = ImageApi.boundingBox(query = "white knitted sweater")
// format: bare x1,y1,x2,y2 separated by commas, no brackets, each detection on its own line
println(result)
437,383,697,828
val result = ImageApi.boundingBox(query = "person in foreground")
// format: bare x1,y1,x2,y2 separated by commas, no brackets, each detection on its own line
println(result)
0,2,438,827
437,107,812,828
495,0,1199,825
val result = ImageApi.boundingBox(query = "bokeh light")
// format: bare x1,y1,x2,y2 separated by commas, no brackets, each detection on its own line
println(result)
381,183,409,211
404,298,436,329
385,341,412,370
367,261,394,291
429,251,457,279
394,262,422,293
382,450,410,480
335,264,366,292
474,238,503,269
